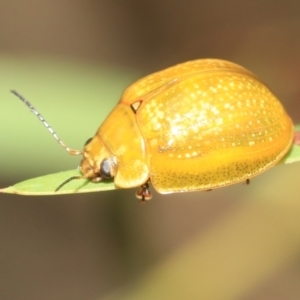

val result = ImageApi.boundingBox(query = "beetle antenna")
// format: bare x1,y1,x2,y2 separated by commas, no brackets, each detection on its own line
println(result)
11,90,82,155
55,175,84,192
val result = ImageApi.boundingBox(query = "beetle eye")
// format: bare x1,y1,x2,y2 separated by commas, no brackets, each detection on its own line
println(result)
84,137,93,146
100,158,112,178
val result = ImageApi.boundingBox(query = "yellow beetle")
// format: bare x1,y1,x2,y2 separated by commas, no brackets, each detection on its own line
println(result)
12,59,294,201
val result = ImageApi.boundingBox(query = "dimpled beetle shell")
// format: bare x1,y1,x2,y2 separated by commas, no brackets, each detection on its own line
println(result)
81,59,294,194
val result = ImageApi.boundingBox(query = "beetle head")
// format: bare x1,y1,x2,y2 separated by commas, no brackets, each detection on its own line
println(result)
55,135,117,191
80,135,117,181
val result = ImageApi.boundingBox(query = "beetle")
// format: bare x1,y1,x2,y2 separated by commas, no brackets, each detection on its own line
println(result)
12,59,294,202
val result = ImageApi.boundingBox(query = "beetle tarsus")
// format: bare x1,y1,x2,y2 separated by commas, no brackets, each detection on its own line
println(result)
136,182,152,203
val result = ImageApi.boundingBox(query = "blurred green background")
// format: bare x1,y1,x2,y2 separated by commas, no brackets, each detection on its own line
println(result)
1,1,300,300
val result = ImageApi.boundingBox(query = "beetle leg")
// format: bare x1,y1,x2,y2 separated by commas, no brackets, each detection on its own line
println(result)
245,179,250,185
294,131,300,146
92,175,102,183
135,182,152,203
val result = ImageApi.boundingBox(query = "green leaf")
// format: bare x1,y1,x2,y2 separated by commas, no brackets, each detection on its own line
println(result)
0,170,116,196
1,125,300,196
